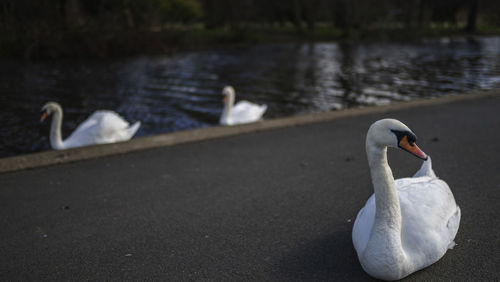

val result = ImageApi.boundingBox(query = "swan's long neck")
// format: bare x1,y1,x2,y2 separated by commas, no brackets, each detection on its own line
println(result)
49,107,65,150
220,91,235,125
363,137,405,271
366,144,402,229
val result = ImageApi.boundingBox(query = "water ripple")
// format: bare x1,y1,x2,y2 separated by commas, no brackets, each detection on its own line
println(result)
1,36,500,157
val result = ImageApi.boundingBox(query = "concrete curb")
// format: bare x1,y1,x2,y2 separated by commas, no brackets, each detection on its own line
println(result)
1,90,498,173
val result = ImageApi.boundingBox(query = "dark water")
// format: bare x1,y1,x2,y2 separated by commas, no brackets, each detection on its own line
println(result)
1,36,500,158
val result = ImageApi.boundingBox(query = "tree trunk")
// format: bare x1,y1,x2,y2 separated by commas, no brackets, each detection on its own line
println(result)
291,0,303,31
122,0,135,28
64,0,84,28
466,0,478,32
417,0,426,29
302,0,316,30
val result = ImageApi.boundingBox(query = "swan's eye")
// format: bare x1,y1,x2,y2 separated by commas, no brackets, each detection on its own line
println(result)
406,133,417,146
391,129,406,143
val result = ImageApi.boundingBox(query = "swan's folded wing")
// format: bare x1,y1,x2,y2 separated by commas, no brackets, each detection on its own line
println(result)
397,178,460,260
445,206,461,249
352,194,376,256
231,101,267,124
67,111,131,145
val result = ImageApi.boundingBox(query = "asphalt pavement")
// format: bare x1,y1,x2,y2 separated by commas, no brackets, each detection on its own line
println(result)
1,93,499,281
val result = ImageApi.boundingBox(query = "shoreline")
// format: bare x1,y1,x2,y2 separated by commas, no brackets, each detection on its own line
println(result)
1,89,498,173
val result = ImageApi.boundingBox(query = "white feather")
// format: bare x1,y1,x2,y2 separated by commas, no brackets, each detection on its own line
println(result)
41,102,141,150
352,119,460,281
220,86,267,125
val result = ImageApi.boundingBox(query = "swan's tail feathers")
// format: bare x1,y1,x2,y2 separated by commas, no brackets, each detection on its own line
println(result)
259,104,268,120
261,104,268,113
412,156,437,178
447,241,456,249
126,121,141,138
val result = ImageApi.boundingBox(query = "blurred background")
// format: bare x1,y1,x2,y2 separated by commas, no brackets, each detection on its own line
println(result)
1,0,500,157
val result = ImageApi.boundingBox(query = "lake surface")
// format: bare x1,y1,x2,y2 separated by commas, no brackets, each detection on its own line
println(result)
1,36,500,158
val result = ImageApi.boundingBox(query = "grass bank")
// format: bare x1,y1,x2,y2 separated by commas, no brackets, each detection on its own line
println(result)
2,23,499,59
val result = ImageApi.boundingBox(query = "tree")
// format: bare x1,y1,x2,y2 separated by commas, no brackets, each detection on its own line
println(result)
466,0,478,32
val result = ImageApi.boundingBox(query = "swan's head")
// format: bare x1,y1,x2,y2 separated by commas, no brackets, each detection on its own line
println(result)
367,119,427,160
222,86,235,104
40,102,62,122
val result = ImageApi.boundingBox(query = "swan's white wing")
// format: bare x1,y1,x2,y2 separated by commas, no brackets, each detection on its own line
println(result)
352,194,376,256
230,101,267,124
64,111,139,147
353,176,460,262
397,177,460,264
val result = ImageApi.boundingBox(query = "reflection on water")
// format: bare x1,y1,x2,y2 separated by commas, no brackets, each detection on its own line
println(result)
1,36,500,157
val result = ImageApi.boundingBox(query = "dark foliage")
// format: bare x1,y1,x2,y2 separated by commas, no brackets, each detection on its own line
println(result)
0,0,499,58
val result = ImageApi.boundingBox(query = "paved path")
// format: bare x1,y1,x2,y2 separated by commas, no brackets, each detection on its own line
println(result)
1,94,499,281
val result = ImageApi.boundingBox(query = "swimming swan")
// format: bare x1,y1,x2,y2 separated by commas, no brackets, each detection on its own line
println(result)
352,119,460,280
40,102,141,150
219,86,267,125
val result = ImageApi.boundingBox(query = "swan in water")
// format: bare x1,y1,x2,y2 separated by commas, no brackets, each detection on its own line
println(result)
219,86,267,125
352,119,460,281
40,102,141,150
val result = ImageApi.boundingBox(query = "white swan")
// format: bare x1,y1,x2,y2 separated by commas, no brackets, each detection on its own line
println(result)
219,86,267,125
40,102,141,150
352,119,460,281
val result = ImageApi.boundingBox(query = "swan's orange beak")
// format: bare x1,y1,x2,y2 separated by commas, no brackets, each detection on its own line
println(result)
40,112,48,122
399,135,427,160
222,96,227,103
